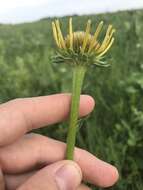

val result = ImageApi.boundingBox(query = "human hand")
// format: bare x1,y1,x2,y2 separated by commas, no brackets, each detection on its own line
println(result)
0,94,119,190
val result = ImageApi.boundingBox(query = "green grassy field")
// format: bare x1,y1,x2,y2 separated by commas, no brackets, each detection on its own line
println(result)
0,9,143,189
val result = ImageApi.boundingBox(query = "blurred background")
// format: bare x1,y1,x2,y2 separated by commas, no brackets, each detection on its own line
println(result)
0,0,143,189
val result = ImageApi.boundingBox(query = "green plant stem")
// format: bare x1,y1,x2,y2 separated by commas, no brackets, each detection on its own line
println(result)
66,65,87,160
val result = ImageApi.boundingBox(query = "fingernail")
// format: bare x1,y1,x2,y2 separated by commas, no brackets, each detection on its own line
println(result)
55,163,82,190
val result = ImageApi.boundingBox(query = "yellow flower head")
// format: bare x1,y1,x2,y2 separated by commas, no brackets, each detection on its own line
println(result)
52,18,115,67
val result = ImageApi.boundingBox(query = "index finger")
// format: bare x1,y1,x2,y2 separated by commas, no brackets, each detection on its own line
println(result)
0,94,94,146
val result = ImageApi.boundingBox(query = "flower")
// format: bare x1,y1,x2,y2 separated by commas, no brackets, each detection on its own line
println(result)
51,17,116,160
52,18,115,67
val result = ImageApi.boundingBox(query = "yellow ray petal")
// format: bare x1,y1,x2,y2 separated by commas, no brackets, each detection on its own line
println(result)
97,28,115,54
52,22,60,47
97,37,115,58
97,25,113,53
104,29,116,48
69,17,73,50
88,21,104,53
55,20,66,49
81,20,91,53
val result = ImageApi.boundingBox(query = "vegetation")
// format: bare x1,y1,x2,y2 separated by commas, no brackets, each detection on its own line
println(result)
0,9,143,189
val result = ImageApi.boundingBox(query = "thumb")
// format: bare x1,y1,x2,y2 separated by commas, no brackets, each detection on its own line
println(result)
18,160,82,190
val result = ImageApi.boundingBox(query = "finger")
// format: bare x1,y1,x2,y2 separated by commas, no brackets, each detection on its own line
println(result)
16,160,82,190
5,171,35,190
0,94,95,146
5,172,90,190
0,167,5,190
0,134,119,187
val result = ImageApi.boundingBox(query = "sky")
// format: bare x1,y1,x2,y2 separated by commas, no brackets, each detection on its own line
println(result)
0,0,143,24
